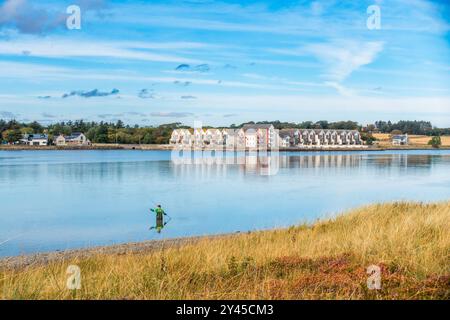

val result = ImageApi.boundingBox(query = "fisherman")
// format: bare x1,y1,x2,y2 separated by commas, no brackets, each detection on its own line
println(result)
150,204,166,233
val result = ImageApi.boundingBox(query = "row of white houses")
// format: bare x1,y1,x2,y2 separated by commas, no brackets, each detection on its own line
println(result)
278,128,362,147
170,124,363,149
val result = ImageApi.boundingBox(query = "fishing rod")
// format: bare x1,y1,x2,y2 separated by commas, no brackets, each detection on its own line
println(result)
149,199,172,217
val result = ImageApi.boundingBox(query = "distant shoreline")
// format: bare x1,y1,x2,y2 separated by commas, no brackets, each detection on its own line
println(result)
1,144,449,151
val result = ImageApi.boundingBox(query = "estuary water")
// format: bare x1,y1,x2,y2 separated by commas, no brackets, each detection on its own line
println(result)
0,149,449,257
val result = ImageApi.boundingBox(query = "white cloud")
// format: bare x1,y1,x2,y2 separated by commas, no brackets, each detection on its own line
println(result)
268,40,384,96
0,0,25,22
324,82,355,97
0,61,306,91
0,37,203,63
306,41,384,82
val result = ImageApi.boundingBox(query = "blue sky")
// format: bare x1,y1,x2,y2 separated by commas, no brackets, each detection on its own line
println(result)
0,0,449,126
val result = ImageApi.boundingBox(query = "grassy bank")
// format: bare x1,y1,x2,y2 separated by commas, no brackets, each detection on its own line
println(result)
373,133,450,148
1,202,449,300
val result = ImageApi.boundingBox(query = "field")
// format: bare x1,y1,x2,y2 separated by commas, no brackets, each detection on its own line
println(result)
373,133,450,148
1,202,449,300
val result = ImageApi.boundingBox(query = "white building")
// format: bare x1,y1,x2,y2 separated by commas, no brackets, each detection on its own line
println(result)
204,128,223,146
169,126,363,149
55,132,91,146
242,124,277,149
278,129,362,148
279,130,292,148
170,129,193,146
222,128,245,149
392,134,408,145
20,134,48,146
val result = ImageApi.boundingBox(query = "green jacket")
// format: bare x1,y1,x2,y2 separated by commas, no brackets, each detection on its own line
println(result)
151,208,165,217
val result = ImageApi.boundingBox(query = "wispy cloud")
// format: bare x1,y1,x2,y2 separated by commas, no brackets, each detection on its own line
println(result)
324,82,354,97
150,112,193,118
41,112,56,118
173,80,192,87
138,89,156,99
62,89,119,98
223,113,238,118
97,111,147,119
306,41,384,82
0,0,64,34
175,63,210,73
0,38,202,63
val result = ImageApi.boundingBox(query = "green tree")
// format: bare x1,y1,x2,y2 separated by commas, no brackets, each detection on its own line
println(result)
428,136,441,148
20,127,34,134
115,120,125,129
361,132,376,146
29,121,43,133
4,129,22,143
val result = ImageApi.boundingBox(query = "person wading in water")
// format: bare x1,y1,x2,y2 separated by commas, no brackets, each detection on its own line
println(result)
150,205,166,233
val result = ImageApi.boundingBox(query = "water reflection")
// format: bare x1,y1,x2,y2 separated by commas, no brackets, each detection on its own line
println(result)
171,152,450,177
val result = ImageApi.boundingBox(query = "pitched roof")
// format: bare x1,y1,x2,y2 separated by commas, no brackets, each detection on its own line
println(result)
279,131,291,138
242,124,274,130
23,134,48,140
222,129,238,135
65,132,85,140
279,129,294,136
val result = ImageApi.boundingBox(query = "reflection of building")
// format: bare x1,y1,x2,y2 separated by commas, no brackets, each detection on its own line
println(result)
392,134,408,145
20,134,48,146
171,153,366,178
55,133,91,146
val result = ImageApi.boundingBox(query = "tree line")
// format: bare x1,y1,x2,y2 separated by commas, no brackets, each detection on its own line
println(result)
1,119,448,145
235,120,450,135
0,119,185,144
372,120,450,135
232,120,361,130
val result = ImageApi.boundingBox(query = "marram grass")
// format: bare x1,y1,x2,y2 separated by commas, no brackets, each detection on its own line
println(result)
1,201,449,300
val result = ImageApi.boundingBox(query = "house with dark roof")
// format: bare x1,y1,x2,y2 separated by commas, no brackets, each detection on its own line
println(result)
55,132,91,146
279,129,293,147
392,134,408,145
19,134,48,146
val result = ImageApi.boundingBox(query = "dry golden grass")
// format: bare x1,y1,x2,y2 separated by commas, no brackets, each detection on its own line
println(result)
373,134,450,147
1,202,449,300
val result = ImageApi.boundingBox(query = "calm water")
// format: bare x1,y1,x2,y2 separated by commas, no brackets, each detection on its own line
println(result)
1,150,450,257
